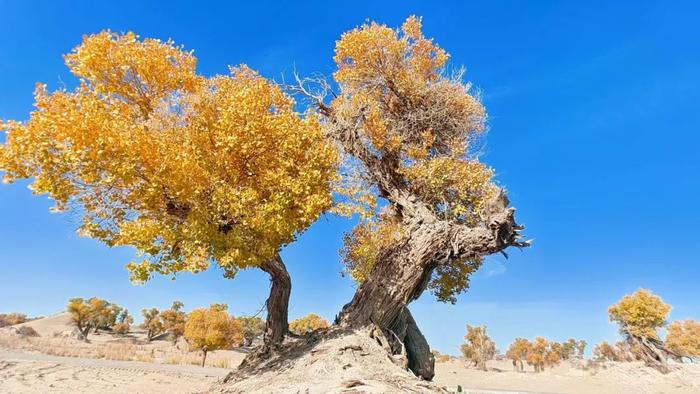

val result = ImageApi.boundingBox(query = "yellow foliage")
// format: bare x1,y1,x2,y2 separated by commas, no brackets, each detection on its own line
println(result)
506,337,562,372
66,297,115,337
289,313,329,335
608,289,670,340
184,304,242,354
160,301,186,343
331,17,499,303
0,31,338,283
665,320,700,358
340,213,403,283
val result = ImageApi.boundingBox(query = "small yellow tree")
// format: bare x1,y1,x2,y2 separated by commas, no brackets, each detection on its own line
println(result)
289,313,329,335
506,338,531,372
67,297,111,339
160,301,186,344
459,325,496,370
184,304,243,366
141,308,164,341
665,320,700,359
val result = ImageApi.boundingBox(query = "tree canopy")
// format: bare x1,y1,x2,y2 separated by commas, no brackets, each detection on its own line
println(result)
608,289,671,340
184,304,242,366
0,31,337,282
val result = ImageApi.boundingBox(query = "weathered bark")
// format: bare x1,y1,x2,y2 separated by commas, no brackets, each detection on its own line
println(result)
338,191,527,380
628,335,682,373
259,252,291,349
201,349,208,367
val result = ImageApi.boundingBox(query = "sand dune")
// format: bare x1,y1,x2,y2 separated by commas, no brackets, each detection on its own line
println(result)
14,313,73,337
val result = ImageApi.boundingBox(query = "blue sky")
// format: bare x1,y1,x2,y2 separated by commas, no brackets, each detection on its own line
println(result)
1,1,698,356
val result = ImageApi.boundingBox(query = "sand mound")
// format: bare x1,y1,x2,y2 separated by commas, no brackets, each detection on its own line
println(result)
14,313,72,337
213,326,449,394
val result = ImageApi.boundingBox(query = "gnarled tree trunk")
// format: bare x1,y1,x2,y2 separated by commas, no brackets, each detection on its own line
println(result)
237,252,291,372
259,253,291,349
338,191,526,380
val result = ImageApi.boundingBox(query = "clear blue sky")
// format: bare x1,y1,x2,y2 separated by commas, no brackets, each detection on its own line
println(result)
1,1,698,356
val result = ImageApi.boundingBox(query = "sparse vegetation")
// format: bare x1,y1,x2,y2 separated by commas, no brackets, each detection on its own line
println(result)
0,313,28,327
16,326,39,337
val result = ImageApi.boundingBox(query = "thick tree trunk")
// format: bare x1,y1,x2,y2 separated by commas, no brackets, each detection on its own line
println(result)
201,350,208,367
339,192,526,380
628,335,682,373
259,252,291,349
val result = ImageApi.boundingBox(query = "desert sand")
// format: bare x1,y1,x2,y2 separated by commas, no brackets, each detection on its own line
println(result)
1,314,699,393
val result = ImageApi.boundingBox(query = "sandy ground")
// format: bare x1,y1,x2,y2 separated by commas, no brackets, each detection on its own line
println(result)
435,359,700,394
0,349,225,394
2,314,700,393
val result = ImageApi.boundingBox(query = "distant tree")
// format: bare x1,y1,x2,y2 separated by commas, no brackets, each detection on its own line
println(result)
0,313,28,327
94,302,123,333
554,338,586,360
184,304,243,366
113,309,133,335
506,338,531,372
608,289,680,371
594,341,624,362
238,316,265,346
289,313,329,335
665,320,700,359
459,325,496,370
506,337,562,373
576,340,587,358
431,349,451,363
67,297,112,339
526,337,547,372
141,308,164,341
160,301,187,344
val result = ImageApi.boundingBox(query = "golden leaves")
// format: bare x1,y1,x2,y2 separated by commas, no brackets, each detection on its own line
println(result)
339,215,403,283
0,32,338,283
665,320,700,357
184,304,243,352
289,313,329,335
608,289,671,340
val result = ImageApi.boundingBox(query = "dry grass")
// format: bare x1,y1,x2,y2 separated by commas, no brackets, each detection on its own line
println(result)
0,330,241,368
